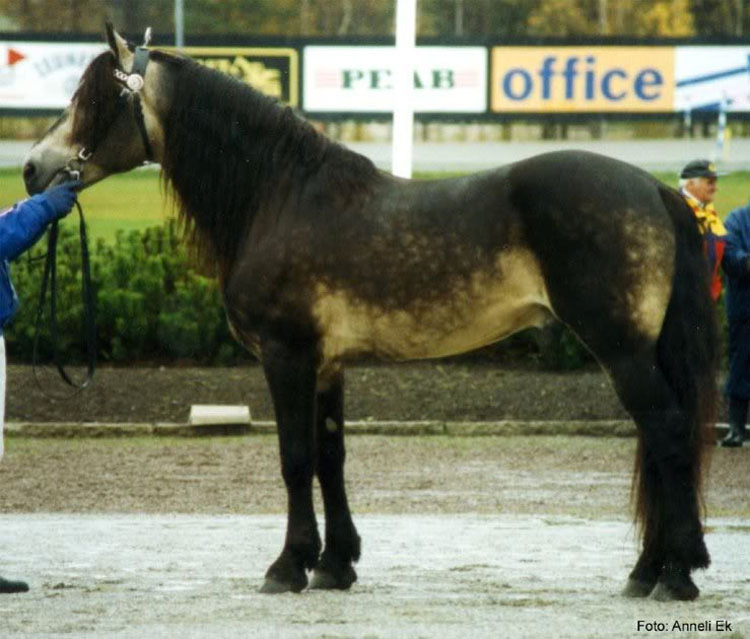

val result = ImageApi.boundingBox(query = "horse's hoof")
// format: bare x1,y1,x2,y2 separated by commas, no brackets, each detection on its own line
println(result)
260,552,310,594
260,575,307,594
651,578,700,601
0,578,29,594
310,564,357,590
622,577,656,598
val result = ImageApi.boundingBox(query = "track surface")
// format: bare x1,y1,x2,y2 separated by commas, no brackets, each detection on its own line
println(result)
1,513,748,639
1,435,748,638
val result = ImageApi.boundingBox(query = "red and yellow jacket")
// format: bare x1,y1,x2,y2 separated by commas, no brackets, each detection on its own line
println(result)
680,190,726,302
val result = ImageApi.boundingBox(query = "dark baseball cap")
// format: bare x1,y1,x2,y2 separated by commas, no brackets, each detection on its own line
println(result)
680,159,718,179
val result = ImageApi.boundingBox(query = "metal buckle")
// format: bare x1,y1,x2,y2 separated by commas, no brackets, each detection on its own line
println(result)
126,74,144,92
78,148,93,162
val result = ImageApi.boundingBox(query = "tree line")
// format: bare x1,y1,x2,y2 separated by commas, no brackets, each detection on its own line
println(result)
0,0,747,39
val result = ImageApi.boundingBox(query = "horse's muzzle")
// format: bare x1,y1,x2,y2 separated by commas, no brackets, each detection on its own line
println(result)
22,159,42,194
23,159,79,194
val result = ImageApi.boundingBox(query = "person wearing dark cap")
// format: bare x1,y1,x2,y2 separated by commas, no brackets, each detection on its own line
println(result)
679,159,726,301
720,202,750,447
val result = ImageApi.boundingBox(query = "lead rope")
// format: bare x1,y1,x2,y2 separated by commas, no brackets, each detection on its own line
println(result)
32,197,96,392
29,33,152,393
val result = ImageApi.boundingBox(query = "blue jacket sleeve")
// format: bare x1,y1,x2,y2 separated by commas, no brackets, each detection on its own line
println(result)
723,206,750,281
0,193,59,263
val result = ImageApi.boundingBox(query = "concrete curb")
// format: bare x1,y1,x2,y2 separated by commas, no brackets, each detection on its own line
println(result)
5,420,731,439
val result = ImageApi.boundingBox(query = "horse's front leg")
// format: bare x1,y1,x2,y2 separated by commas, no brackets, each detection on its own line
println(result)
310,371,361,590
260,336,321,594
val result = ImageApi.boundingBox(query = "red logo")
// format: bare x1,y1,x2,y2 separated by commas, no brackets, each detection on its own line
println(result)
7,48,25,66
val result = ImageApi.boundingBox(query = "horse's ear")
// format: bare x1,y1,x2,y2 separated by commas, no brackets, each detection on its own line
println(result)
104,22,132,68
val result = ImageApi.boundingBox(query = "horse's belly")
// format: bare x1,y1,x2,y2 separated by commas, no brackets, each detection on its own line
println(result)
314,249,553,362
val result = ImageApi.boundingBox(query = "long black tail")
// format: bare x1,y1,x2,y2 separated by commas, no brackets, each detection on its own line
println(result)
633,185,718,535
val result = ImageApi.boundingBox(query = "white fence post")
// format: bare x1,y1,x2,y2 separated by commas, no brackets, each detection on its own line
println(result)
391,0,417,178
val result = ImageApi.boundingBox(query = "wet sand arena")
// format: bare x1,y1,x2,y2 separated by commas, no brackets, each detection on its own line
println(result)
0,435,748,638
1,514,749,639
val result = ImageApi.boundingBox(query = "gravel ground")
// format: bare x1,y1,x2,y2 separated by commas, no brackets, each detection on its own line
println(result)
1,512,749,639
2,361,747,638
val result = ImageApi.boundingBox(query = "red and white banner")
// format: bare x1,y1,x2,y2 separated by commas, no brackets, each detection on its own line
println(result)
0,42,106,109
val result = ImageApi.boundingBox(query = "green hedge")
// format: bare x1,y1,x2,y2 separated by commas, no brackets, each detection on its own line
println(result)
6,221,249,365
4,220,727,371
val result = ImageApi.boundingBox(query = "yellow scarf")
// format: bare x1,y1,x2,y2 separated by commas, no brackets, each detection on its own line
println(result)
681,190,726,236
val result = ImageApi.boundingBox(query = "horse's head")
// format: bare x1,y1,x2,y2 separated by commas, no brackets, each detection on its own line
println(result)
23,24,166,194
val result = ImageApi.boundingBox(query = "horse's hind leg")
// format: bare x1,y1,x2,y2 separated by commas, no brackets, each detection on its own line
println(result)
259,337,321,593
310,371,361,590
608,349,709,601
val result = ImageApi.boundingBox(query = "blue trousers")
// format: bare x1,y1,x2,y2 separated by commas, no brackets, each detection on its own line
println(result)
726,320,750,401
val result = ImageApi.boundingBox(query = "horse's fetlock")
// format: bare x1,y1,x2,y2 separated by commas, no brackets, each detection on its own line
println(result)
264,550,309,594
351,532,362,562
667,529,710,571
653,562,700,601
312,550,358,590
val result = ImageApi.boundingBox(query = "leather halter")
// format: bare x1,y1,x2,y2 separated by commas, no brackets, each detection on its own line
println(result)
61,44,154,183
112,45,154,161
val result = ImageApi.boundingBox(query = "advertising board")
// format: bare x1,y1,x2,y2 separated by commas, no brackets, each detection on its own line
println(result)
178,46,298,106
3,39,750,116
0,42,298,110
0,42,105,109
303,46,487,113
675,46,750,113
490,46,674,113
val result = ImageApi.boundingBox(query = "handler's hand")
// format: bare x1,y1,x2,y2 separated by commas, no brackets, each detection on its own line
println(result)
44,180,82,218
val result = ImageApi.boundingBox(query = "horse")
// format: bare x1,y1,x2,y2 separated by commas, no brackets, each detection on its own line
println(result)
23,25,717,600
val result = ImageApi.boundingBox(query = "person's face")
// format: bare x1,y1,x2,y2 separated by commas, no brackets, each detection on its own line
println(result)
686,177,718,204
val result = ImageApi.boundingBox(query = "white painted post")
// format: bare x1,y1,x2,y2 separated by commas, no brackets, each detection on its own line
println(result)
174,0,185,49
714,97,728,163
391,0,416,178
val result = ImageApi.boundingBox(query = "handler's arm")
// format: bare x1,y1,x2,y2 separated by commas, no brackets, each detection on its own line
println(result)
0,182,80,262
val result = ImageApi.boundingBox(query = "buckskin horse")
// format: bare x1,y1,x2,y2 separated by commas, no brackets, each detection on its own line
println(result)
23,26,717,600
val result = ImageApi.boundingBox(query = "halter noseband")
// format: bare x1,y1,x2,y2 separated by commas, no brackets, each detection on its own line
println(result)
62,36,154,183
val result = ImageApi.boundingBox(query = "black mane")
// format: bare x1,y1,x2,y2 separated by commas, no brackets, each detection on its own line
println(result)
150,51,378,275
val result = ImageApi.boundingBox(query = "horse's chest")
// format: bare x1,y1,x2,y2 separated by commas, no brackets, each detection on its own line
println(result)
312,249,552,362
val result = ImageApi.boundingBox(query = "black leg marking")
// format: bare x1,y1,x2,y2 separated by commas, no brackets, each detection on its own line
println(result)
310,372,361,590
260,337,321,594
610,353,709,601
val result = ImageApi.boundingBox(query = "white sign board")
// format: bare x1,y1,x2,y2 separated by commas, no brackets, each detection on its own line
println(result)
675,46,750,112
0,42,106,109
303,46,487,113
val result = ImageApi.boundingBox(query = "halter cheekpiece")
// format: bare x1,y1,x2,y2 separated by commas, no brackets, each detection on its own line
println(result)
63,29,154,182
113,40,151,96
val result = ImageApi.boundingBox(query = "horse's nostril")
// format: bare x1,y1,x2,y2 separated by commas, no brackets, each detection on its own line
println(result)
22,161,36,183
